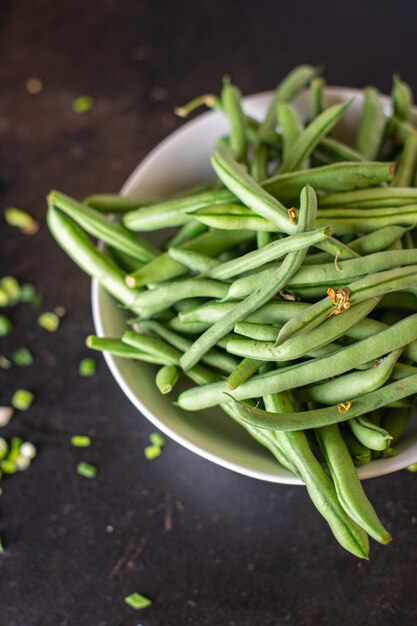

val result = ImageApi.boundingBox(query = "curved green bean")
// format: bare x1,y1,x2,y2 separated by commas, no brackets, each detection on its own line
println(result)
221,77,247,162
348,417,393,451
355,87,386,159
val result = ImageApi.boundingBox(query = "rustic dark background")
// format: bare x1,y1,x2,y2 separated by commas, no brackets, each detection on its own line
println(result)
1,1,417,625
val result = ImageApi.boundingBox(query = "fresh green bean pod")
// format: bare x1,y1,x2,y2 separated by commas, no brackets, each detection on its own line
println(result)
177,313,417,410
47,206,144,314
167,248,220,273
278,101,351,173
234,321,280,342
178,300,309,326
49,191,159,263
84,194,155,212
126,229,254,287
393,131,417,187
165,220,207,247
263,392,369,558
348,416,393,451
342,429,372,466
251,144,269,182
302,349,401,405
310,77,324,118
277,103,304,161
355,87,386,159
221,373,417,432
226,357,264,390
392,74,413,122
316,423,391,544
263,161,394,200
221,77,248,162
86,335,173,365
132,278,228,318
123,189,234,231
227,299,380,361
318,137,365,163
122,331,181,365
207,226,332,281
319,187,417,208
155,365,180,394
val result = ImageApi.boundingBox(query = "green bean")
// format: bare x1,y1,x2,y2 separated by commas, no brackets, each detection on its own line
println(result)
123,189,234,231
402,230,414,250
49,191,159,263
316,423,391,544
177,313,417,410
302,349,401,405
317,137,366,163
263,392,369,558
211,148,295,233
226,357,264,390
108,247,144,273
342,429,372,466
166,220,207,247
348,417,392,451
262,65,319,131
227,299,380,361
355,87,386,159
277,265,417,346
168,248,220,273
84,194,155,212
392,74,413,122
122,331,180,365
277,103,304,162
132,278,228,318
264,160,394,200
86,335,173,365
155,365,180,394
179,300,310,326
234,321,279,342
47,205,144,314
137,319,239,374
278,101,351,174
222,372,417,431
207,227,331,281
221,77,247,162
126,229,254,287
179,185,317,371
393,131,417,187
251,144,269,182
381,407,411,444
319,187,417,208
310,77,324,118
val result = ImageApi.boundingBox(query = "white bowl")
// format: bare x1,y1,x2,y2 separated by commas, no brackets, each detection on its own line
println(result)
92,87,417,484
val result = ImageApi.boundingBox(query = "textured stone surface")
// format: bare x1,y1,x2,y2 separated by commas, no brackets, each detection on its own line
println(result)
1,1,417,624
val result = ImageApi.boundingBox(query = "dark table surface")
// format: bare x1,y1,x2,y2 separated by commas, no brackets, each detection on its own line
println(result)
1,1,417,625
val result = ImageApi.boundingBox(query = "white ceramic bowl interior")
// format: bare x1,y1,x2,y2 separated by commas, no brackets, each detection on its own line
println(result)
92,87,417,484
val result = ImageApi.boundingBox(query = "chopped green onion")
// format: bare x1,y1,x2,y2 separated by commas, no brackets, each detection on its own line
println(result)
0,438,8,460
4,207,39,234
407,463,417,473
71,95,94,113
0,314,12,337
124,593,152,610
19,441,37,460
0,288,8,307
0,277,21,304
38,311,60,332
20,283,42,306
70,435,91,448
144,444,161,461
1,459,17,474
76,461,97,479
0,356,11,369
12,348,34,367
149,432,166,448
78,358,97,377
11,389,34,411
0,407,13,427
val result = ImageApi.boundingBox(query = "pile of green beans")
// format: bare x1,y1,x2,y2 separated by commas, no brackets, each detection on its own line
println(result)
47,66,417,558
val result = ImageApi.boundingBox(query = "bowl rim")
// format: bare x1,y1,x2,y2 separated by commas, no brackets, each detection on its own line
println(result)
92,86,417,484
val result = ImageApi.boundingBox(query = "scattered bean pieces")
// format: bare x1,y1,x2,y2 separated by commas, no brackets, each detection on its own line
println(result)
76,461,97,479
71,95,94,113
78,358,97,377
11,389,34,411
4,207,39,234
70,435,91,448
38,311,60,332
12,348,34,367
124,593,152,610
